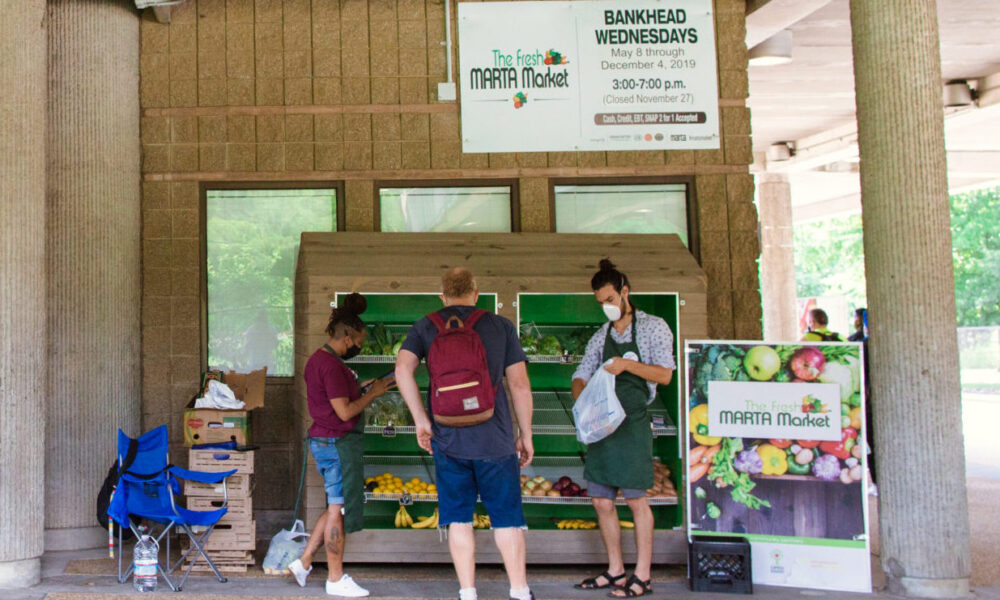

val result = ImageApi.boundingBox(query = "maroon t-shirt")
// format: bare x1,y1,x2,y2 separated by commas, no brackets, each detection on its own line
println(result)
304,348,361,438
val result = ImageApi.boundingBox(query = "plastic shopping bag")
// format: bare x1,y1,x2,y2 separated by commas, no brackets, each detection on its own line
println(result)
261,520,310,574
572,360,626,445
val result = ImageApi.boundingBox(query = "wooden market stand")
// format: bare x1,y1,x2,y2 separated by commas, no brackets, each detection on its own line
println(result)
293,232,707,564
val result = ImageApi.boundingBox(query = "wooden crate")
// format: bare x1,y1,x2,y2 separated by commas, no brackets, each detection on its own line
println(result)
186,495,253,521
184,473,251,497
189,449,255,474
185,520,256,551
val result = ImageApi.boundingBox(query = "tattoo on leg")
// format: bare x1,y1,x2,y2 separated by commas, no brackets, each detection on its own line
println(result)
326,527,342,555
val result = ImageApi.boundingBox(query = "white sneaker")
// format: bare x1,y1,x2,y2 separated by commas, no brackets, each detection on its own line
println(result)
288,559,311,587
326,574,370,597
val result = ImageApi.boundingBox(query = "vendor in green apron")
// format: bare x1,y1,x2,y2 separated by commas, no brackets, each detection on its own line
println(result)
288,292,394,598
571,259,676,598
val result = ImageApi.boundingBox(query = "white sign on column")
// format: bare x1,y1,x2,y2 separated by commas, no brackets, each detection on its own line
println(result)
458,0,720,153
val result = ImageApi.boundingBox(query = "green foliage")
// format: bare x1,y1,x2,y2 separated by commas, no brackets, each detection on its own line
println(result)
792,187,1000,327
793,213,867,310
206,189,336,376
950,188,1000,326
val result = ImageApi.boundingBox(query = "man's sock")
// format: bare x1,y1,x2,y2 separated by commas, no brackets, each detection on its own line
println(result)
459,587,478,600
509,586,532,600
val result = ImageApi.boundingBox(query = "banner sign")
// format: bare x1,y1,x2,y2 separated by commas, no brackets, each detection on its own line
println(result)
706,381,841,441
457,0,720,152
685,341,871,593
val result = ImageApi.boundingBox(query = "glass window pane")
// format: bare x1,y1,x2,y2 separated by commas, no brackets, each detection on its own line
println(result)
554,184,688,244
206,188,336,377
380,186,511,232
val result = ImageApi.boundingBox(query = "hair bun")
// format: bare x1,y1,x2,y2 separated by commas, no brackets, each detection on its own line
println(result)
340,292,367,316
598,258,617,272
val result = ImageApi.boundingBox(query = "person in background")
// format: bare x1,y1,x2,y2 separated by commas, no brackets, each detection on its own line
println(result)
802,308,844,341
395,267,536,600
571,259,675,598
288,293,395,597
848,307,868,342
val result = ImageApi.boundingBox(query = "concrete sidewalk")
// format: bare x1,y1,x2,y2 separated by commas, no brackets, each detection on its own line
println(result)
4,547,999,600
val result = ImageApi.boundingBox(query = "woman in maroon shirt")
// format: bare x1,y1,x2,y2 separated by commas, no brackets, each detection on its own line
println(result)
288,293,394,597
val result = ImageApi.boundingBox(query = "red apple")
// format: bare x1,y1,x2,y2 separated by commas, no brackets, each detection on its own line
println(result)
789,347,826,381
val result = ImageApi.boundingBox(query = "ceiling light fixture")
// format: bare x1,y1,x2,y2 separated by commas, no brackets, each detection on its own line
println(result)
766,141,794,162
749,29,793,67
943,79,976,108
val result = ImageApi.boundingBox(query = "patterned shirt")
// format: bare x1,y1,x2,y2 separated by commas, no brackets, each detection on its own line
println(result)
571,310,676,402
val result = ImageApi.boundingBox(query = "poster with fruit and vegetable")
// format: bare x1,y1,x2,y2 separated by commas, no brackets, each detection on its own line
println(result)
685,341,871,593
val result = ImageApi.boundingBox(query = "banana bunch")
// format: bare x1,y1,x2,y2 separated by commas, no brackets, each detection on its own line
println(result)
394,505,414,528
472,513,491,529
555,519,598,530
411,508,439,529
619,520,634,529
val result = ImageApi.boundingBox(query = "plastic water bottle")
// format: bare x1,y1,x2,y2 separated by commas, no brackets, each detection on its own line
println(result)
133,525,159,593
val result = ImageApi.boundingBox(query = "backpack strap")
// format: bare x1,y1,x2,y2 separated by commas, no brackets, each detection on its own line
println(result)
116,438,139,480
427,309,487,332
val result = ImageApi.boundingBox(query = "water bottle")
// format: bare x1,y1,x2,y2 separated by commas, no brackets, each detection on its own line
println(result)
133,525,159,593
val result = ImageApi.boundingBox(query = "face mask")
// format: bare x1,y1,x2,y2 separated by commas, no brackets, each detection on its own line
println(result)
602,302,622,322
342,343,361,360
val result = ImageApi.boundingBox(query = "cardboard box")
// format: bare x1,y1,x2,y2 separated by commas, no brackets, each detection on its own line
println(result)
183,368,266,446
189,449,255,474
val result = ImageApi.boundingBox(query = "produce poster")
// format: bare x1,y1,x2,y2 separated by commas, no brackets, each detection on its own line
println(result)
685,341,871,593
457,0,720,152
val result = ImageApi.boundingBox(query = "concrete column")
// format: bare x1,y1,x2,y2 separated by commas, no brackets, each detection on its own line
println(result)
757,173,798,341
849,1,971,597
44,0,141,550
0,0,47,588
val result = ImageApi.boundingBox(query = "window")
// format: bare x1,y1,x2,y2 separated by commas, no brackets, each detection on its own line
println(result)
205,186,339,377
553,183,690,244
379,185,514,232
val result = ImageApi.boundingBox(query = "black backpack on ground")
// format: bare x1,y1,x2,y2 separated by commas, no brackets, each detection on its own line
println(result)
96,438,139,539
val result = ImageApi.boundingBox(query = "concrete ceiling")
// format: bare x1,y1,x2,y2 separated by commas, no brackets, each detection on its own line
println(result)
746,0,1000,222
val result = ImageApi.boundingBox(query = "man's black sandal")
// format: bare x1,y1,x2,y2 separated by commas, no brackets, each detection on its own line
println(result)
574,571,626,590
607,575,652,598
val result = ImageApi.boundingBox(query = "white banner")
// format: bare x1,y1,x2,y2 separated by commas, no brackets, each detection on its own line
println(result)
458,0,720,152
706,381,841,441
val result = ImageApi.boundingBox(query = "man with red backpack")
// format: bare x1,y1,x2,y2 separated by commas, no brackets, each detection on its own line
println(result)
395,267,536,600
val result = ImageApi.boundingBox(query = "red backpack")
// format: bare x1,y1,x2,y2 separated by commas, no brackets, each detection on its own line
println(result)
426,309,496,427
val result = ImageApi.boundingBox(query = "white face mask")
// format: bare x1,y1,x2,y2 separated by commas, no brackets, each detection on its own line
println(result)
602,302,622,322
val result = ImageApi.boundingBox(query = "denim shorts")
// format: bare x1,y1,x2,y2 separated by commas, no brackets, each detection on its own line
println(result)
310,437,345,506
586,480,647,500
433,443,526,529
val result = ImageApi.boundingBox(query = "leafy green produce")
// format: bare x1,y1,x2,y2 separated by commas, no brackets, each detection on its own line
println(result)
538,335,563,356
708,437,771,511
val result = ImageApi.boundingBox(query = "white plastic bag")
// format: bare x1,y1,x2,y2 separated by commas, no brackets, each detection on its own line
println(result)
573,360,626,445
261,520,310,574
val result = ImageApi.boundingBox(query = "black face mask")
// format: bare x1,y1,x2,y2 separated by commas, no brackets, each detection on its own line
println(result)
342,344,361,360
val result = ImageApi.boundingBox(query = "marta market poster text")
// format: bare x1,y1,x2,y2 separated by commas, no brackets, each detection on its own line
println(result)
458,0,720,152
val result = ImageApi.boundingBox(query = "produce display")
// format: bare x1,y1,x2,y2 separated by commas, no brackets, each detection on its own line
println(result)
688,343,866,519
365,393,414,427
359,323,406,356
520,474,586,497
648,459,678,498
366,473,437,497
518,323,597,356
554,519,597,530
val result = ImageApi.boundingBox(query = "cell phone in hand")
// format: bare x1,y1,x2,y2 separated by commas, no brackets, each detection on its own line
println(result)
360,369,395,395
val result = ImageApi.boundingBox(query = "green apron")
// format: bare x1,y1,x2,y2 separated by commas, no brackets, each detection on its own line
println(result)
582,318,654,490
333,420,365,534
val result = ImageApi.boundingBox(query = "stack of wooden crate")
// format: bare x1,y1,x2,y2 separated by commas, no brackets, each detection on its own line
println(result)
183,449,256,573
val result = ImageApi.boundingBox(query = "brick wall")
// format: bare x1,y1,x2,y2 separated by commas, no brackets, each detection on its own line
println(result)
139,0,761,513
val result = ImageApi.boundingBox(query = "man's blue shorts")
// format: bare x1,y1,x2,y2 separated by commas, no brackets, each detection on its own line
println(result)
432,442,526,529
310,437,345,506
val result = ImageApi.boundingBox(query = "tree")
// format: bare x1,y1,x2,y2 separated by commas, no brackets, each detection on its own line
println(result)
950,187,1000,327
793,212,868,310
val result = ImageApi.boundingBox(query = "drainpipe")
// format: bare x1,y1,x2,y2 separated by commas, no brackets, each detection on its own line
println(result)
438,0,457,101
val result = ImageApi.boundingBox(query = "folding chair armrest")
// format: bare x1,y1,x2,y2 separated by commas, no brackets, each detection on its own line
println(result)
168,466,236,484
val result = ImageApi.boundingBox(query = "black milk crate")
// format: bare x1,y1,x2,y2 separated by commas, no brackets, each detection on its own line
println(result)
688,535,752,594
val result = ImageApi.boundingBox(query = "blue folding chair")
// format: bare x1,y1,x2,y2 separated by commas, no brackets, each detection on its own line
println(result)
107,425,236,591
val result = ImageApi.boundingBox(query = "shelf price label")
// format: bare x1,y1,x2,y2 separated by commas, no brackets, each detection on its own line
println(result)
399,492,413,506
381,424,397,438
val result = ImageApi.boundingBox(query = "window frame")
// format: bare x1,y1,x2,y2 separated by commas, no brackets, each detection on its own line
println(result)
373,179,521,233
547,175,699,262
199,180,345,382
